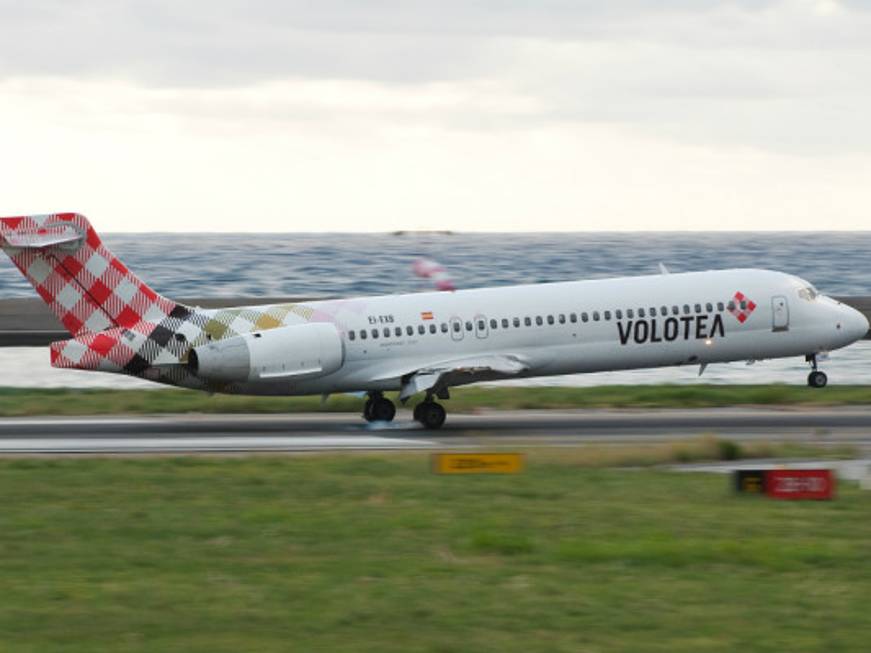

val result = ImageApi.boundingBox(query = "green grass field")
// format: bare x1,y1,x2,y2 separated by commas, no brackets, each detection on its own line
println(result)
1,454,869,652
3,383,871,416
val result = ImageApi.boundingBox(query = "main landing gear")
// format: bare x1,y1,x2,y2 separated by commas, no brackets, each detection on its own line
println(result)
363,392,396,422
362,391,448,429
806,354,828,388
413,400,446,430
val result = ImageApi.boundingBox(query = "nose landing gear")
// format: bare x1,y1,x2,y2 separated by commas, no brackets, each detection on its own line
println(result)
805,354,828,388
808,371,828,388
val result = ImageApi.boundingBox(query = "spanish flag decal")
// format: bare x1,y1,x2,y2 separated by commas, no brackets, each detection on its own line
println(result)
421,311,434,320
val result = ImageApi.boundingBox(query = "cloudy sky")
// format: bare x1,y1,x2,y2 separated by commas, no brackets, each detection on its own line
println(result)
0,0,869,231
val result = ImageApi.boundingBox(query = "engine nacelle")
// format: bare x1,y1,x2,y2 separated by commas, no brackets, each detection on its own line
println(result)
188,322,344,383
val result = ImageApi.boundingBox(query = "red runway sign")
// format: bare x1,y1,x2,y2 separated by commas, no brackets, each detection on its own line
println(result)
765,469,835,500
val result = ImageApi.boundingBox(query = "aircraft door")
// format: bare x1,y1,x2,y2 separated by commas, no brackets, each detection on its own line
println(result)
475,314,489,339
450,317,464,341
772,295,789,332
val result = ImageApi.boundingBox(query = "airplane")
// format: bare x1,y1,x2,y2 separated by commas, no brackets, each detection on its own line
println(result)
0,213,867,429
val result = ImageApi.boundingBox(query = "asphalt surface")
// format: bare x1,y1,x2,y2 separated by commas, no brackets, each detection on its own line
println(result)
1,407,871,454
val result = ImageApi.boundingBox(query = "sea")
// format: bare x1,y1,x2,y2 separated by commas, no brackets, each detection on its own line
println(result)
2,232,871,389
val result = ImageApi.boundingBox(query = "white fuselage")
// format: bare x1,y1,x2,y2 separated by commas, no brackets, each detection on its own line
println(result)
211,268,868,396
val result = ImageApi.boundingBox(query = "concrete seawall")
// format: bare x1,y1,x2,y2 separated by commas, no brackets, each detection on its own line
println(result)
0,296,868,346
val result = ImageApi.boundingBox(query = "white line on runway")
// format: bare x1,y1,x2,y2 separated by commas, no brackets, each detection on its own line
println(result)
0,435,437,454
0,418,158,426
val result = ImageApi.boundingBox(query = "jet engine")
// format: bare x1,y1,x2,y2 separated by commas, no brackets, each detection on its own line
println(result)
187,322,343,383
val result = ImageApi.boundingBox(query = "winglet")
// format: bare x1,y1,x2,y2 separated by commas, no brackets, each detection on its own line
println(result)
658,262,670,275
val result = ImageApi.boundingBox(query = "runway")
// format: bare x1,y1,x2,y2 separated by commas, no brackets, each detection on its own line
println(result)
2,407,871,454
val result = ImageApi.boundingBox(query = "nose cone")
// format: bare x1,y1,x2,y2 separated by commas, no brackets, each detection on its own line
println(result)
839,304,869,344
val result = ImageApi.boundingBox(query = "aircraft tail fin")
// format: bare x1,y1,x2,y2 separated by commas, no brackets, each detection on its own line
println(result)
0,213,180,336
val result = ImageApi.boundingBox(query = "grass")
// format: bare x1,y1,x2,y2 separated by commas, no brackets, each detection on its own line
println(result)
525,437,857,468
0,454,869,652
2,383,871,416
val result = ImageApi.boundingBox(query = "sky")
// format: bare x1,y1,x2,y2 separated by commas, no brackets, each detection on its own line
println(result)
0,0,869,232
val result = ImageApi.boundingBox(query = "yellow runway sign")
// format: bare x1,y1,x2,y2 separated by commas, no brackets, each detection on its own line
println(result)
432,453,524,475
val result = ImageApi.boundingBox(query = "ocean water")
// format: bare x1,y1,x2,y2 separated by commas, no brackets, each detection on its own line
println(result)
2,232,870,388
3,232,871,298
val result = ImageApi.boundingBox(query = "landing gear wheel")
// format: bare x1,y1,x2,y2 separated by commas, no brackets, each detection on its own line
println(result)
808,370,828,388
416,402,446,429
369,397,396,422
363,399,375,422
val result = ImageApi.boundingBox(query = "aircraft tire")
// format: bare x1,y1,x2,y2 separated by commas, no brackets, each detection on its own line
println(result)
363,399,375,422
808,370,828,388
417,402,446,429
370,397,396,422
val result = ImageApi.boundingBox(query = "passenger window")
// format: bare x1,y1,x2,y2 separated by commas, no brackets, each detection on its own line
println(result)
419,325,426,335
570,313,577,323
429,324,437,334
638,308,646,318
536,316,543,326
694,303,702,313
441,323,448,333
603,311,611,321
395,327,402,337
547,315,555,325
453,321,461,333
502,318,509,328
615,309,622,320
372,329,379,339
407,325,414,336
558,314,566,324
660,306,667,315
672,305,679,315
717,302,724,311
466,321,473,331
513,317,521,328
649,307,656,316
348,331,356,341
627,308,634,319
490,319,498,329
683,304,691,314
581,313,589,323
477,319,486,330
727,301,736,311
705,303,713,313
383,327,390,337
524,317,532,327
360,330,367,340
740,300,747,310
593,311,600,321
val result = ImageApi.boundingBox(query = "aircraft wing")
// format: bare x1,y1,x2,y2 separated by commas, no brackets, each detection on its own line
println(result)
397,353,529,402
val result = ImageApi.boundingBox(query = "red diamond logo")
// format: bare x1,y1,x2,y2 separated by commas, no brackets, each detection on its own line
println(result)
728,291,756,324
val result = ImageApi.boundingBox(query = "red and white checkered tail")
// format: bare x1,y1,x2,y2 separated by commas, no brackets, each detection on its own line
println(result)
0,213,178,336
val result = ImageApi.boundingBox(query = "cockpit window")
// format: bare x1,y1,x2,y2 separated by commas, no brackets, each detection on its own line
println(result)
797,286,818,301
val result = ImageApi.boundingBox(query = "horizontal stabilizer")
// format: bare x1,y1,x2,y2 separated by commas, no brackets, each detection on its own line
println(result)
2,224,83,249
